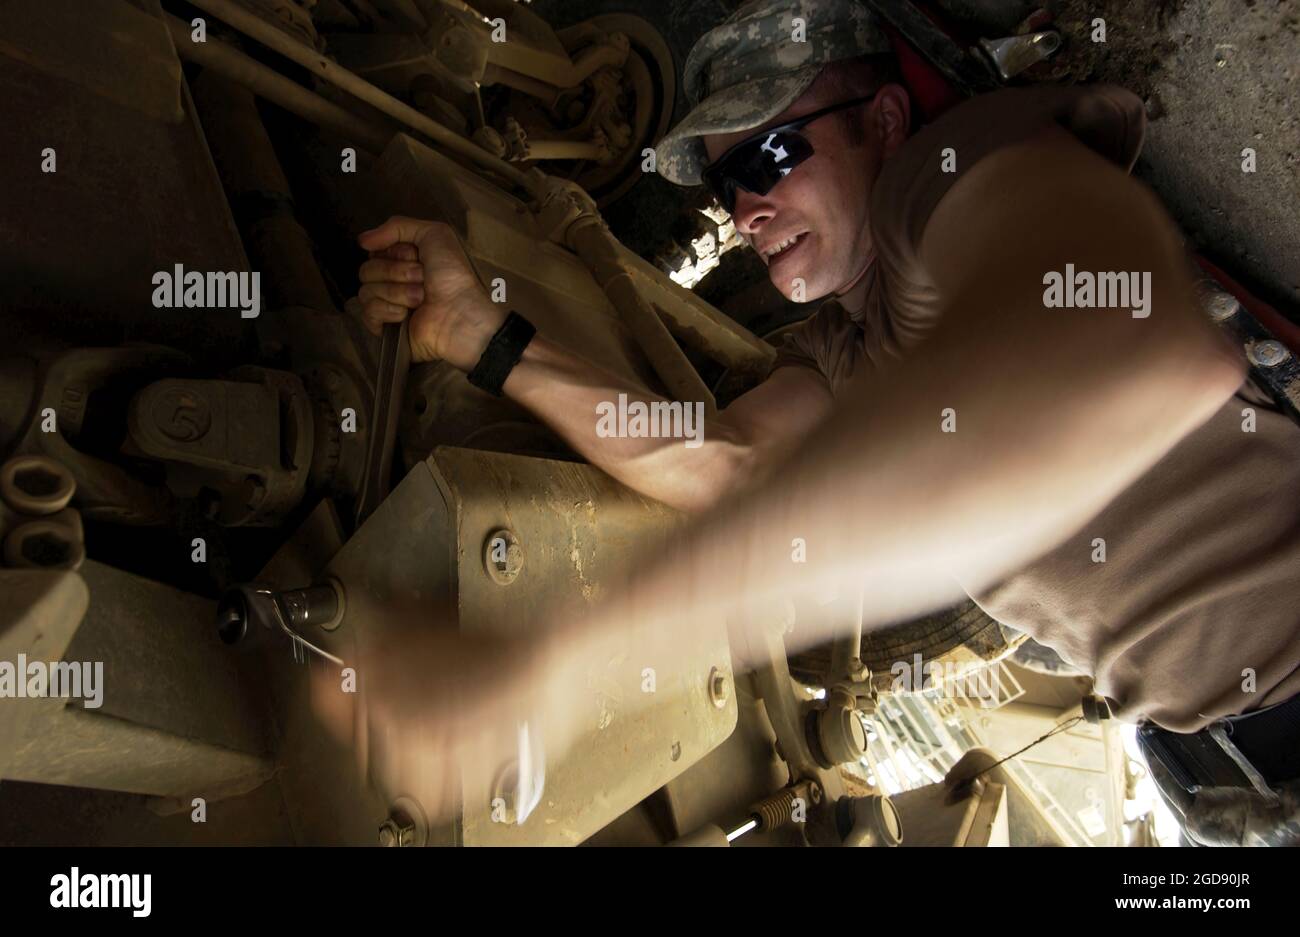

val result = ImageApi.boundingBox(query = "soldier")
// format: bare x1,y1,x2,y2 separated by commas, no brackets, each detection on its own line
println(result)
346,0,1300,843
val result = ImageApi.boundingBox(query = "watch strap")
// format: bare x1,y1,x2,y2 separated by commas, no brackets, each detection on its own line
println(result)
466,311,536,396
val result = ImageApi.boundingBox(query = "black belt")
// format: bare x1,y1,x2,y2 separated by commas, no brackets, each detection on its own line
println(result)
1139,691,1300,796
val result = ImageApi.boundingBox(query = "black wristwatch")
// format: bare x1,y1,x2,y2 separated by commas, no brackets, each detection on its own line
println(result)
466,311,536,396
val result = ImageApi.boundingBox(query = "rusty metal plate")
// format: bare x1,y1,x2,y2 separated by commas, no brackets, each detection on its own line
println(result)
326,446,736,844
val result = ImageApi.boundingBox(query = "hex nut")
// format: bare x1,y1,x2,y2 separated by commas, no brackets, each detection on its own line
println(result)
3,510,84,571
708,666,729,709
816,703,868,766
0,455,76,516
379,797,427,847
483,528,523,585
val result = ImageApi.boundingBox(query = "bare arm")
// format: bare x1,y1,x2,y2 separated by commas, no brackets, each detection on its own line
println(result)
354,217,833,513
501,344,833,512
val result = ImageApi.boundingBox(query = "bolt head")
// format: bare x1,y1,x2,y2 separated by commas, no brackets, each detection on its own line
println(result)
708,666,729,708
484,528,523,585
379,808,419,846
1205,291,1240,322
1248,339,1289,368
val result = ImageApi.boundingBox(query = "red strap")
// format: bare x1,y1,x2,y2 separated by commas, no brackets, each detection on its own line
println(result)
879,2,966,124
881,24,963,123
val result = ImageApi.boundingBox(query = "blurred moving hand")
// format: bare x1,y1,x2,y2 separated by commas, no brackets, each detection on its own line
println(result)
309,613,589,826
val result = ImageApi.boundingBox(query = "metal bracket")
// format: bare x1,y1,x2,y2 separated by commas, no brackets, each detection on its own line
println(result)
976,30,1062,82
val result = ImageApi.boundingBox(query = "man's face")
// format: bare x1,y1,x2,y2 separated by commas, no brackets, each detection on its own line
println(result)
702,76,907,302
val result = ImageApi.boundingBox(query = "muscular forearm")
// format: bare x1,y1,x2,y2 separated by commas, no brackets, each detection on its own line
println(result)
356,217,787,514
499,333,752,513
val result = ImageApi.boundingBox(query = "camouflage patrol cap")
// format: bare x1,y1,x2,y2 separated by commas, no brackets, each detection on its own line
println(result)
655,0,892,186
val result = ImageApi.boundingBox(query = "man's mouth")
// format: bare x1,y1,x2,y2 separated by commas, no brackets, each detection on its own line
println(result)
760,231,808,262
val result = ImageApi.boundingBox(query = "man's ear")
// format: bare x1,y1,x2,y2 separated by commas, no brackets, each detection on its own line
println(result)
874,84,912,157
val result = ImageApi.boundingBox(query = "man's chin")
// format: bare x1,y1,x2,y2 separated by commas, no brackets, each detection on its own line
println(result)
765,237,828,301
769,262,829,303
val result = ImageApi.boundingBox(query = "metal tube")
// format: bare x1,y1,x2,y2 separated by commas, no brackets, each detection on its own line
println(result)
478,17,627,88
567,217,716,414
165,14,391,153
739,610,824,779
829,585,864,683
558,40,627,87
188,70,372,382
618,248,776,381
189,72,336,314
481,63,560,107
354,319,410,528
518,139,609,162
184,0,541,198
667,824,731,846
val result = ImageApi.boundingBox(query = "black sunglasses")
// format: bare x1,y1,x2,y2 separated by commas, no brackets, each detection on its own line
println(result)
702,94,878,214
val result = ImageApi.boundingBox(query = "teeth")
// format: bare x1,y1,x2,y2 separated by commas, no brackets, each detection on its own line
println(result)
764,234,801,258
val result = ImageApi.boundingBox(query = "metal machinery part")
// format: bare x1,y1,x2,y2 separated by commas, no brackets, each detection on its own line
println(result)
0,456,85,573
311,447,739,844
217,580,345,654
354,318,411,526
1,347,191,526
838,793,905,847
1198,278,1300,425
0,0,1019,846
976,30,1061,81
203,449,830,847
0,347,346,530
318,0,677,206
865,0,1000,96
125,369,317,527
887,748,1014,847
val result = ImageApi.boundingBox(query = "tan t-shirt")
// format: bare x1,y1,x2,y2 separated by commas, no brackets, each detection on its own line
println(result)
773,85,1300,732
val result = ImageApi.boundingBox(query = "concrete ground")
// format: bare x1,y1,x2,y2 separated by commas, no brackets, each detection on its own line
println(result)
1136,0,1300,312
1048,0,1299,312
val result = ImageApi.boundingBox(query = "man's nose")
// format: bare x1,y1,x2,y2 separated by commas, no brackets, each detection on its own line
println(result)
730,187,775,235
